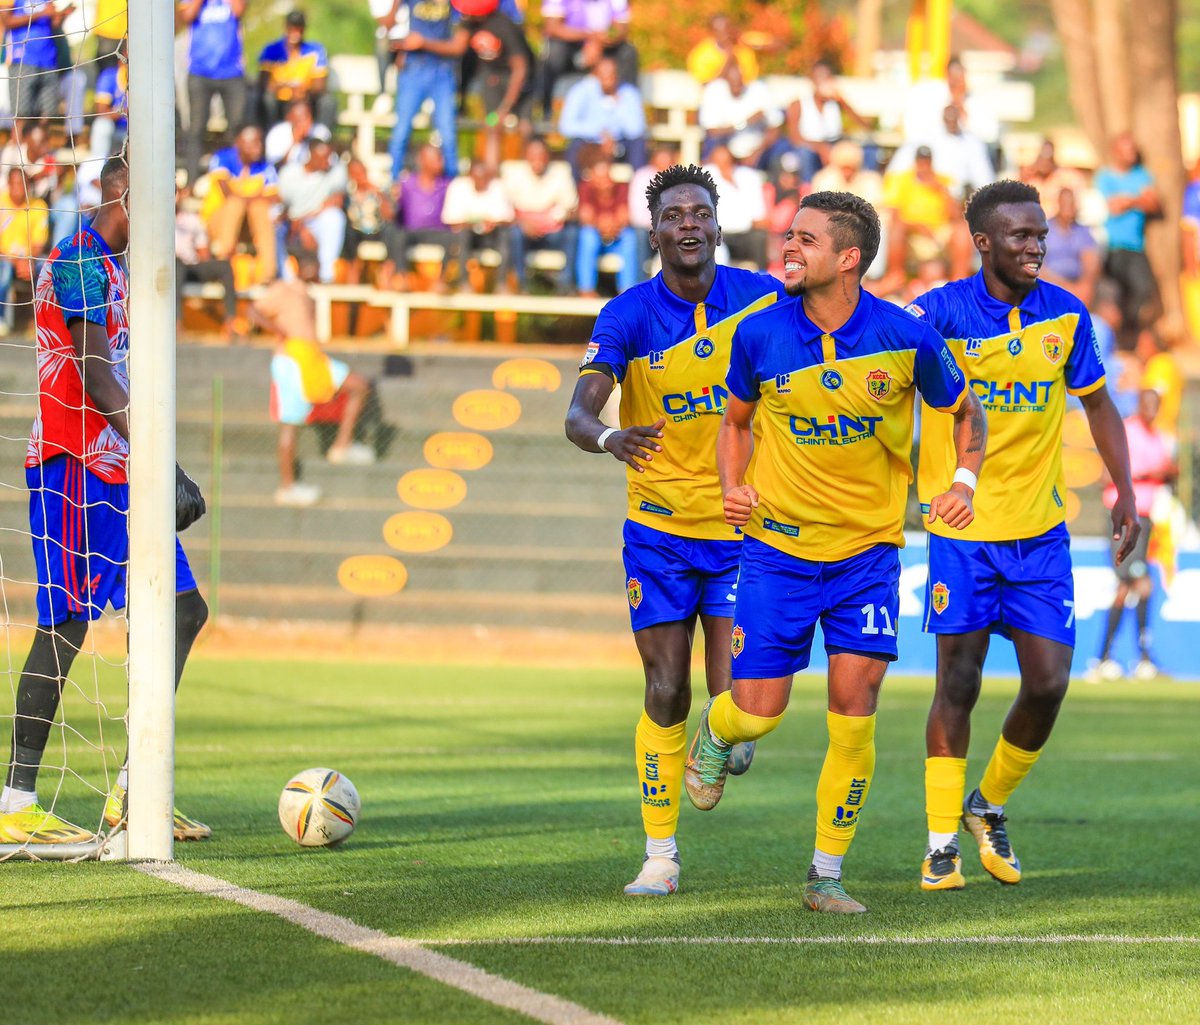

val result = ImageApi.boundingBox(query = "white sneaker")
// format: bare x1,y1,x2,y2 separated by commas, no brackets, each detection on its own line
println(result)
327,443,376,466
1098,658,1124,681
275,482,322,506
623,855,680,896
1133,658,1160,681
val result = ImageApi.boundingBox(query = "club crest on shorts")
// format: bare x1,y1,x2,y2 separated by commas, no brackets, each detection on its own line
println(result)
731,625,745,657
1041,333,1064,364
627,577,643,610
931,581,950,615
865,368,892,400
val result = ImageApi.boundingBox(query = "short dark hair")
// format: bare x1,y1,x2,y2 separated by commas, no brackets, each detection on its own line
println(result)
798,191,881,277
645,164,719,226
965,179,1041,235
100,155,128,192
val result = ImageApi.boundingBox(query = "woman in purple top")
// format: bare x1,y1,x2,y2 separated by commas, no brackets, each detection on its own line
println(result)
1041,186,1100,310
385,143,463,292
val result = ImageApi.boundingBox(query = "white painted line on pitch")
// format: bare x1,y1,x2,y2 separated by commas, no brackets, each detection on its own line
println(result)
133,863,625,1025
412,934,1200,947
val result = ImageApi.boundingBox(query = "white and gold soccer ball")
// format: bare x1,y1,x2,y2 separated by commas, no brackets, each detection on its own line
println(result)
278,768,361,847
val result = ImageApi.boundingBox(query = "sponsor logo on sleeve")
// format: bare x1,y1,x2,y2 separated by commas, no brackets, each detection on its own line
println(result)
905,303,926,318
581,341,600,367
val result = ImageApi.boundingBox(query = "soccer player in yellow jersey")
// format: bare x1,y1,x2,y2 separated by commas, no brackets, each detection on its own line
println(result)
684,192,986,913
909,180,1139,892
565,165,783,896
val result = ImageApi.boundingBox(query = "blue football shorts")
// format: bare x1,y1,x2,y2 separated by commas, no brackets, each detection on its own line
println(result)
730,536,901,678
923,523,1076,646
621,520,741,631
28,456,198,627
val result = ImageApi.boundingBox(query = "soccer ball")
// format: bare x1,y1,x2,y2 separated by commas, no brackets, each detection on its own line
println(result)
278,768,361,847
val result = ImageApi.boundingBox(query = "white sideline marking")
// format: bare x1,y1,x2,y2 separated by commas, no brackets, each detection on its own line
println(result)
415,934,1200,947
134,863,625,1025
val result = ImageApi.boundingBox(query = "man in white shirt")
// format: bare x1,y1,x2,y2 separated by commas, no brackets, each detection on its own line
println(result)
698,63,783,168
887,105,994,202
502,137,580,293
443,159,516,291
704,144,767,267
266,98,333,168
278,139,347,282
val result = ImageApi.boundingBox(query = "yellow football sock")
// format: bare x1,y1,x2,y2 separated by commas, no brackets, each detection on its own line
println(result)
707,690,784,745
978,735,1041,808
635,712,687,840
925,756,968,833
814,711,876,857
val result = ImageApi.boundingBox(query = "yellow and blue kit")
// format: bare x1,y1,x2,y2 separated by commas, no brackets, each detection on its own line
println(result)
724,290,966,676
911,273,1106,644
581,266,782,629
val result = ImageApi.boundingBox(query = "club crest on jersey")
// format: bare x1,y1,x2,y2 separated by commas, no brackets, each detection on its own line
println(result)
931,581,950,615
865,368,892,400
1008,337,1023,356
821,369,843,390
627,577,643,609
693,336,715,359
731,625,745,657
1041,333,1064,364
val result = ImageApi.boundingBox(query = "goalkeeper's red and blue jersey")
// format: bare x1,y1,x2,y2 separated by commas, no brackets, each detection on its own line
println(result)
26,226,130,484
910,272,1106,542
580,265,783,540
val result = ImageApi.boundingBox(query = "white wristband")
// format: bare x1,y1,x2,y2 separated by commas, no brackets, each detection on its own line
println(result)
952,467,978,492
596,427,618,452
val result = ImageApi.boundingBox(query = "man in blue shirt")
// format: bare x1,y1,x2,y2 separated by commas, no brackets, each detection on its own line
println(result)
1094,132,1161,351
558,57,646,174
388,0,469,180
180,0,248,186
6,0,69,122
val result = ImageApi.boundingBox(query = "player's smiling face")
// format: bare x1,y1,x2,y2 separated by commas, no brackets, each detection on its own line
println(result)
782,207,843,296
650,184,720,271
980,201,1047,296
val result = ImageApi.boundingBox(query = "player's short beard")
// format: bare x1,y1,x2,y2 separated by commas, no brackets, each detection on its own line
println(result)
784,280,806,297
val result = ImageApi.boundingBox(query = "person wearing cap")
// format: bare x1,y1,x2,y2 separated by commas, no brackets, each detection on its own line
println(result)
257,9,333,131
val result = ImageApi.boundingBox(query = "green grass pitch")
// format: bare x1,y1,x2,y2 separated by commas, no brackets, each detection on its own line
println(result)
2,657,1197,1024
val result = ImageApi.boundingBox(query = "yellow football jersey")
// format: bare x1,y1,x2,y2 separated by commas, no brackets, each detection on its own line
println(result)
911,274,1106,542
726,291,967,562
580,267,783,540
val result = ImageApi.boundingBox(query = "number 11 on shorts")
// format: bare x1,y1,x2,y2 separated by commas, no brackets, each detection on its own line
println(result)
861,604,896,636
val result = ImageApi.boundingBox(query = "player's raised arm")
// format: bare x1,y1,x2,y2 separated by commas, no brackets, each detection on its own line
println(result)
1080,384,1139,563
564,369,664,472
717,393,758,526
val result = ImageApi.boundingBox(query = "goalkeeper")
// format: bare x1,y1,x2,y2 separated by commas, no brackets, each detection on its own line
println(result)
0,158,211,846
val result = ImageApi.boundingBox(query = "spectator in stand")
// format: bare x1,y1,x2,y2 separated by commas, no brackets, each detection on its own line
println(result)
0,167,48,335
370,0,407,83
180,0,248,187
704,143,767,267
456,0,534,169
342,157,400,286
558,57,646,175
204,125,279,285
698,62,783,167
175,182,239,342
92,0,126,78
257,10,334,132
278,138,347,284
502,136,579,294
686,13,758,86
1095,131,1162,351
1040,186,1100,308
540,0,638,113
388,0,468,181
810,138,882,205
903,55,999,153
1020,138,1085,219
388,141,461,292
781,60,870,181
575,158,637,296
92,50,128,158
886,105,994,202
0,123,58,205
265,97,332,169
877,144,970,296
4,0,70,124
1088,386,1176,683
442,158,515,292
763,152,804,278
251,255,376,507
628,143,676,281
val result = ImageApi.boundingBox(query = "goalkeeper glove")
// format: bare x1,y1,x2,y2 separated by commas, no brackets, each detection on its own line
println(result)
176,464,207,532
